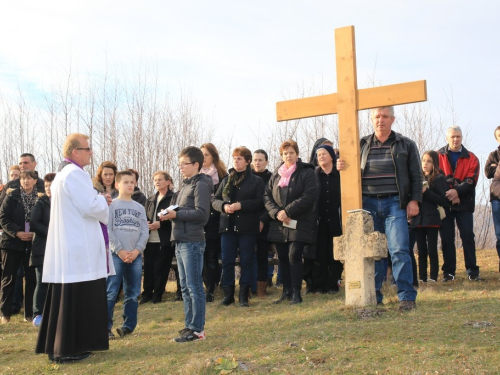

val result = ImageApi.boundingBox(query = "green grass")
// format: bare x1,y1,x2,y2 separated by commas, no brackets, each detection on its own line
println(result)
1,249,500,374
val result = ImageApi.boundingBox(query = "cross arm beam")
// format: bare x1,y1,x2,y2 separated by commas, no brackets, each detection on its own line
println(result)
276,80,427,122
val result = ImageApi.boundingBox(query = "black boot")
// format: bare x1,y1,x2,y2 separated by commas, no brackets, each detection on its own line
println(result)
239,286,250,307
290,288,303,305
273,287,292,304
206,292,214,302
220,286,235,306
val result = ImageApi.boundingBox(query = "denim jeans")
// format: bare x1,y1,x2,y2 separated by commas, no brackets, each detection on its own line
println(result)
491,200,500,260
362,195,417,303
221,233,256,288
33,265,48,316
176,241,206,332
107,253,142,332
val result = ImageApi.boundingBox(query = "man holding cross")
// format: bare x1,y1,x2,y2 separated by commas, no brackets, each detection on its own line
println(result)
338,106,421,310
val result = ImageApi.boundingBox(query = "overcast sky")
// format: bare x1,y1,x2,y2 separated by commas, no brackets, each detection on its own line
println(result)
1,1,499,161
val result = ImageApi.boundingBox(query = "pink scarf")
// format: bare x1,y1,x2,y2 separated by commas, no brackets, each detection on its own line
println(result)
278,163,297,188
201,164,219,185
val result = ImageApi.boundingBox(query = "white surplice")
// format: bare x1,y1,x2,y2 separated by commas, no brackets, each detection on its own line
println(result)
42,163,115,283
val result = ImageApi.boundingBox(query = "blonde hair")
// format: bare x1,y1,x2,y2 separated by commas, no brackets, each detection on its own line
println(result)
62,133,89,158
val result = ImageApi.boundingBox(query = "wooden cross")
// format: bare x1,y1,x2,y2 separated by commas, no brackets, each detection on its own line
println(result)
276,26,427,224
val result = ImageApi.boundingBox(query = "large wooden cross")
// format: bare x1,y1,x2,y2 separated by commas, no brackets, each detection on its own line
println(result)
276,26,427,223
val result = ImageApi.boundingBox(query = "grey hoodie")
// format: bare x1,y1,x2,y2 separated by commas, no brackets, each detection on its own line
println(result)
171,173,214,242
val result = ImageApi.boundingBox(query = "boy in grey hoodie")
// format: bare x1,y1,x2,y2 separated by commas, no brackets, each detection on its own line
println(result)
160,146,213,342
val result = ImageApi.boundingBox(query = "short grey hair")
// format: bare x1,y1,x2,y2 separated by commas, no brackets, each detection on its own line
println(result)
446,126,462,135
370,106,395,118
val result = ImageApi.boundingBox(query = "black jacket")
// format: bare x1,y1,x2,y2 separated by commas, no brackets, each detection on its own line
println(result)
316,166,342,237
264,160,318,244
411,174,449,228
0,188,35,252
204,176,227,240
253,169,273,239
132,187,147,207
212,165,265,235
485,146,500,202
30,194,51,266
0,173,44,207
145,190,174,248
360,132,422,209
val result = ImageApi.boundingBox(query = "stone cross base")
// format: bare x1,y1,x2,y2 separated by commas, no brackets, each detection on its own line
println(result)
334,210,388,306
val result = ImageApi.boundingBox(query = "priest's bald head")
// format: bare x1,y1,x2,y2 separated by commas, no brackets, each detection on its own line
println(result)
63,133,93,167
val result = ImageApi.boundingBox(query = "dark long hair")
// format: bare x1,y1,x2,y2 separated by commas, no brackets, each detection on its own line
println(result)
201,143,228,178
95,161,117,186
422,150,442,187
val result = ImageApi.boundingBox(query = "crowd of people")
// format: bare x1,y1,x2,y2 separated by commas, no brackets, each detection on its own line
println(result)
0,106,495,363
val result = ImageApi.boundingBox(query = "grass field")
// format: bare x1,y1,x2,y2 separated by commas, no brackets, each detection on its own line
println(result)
1,249,500,374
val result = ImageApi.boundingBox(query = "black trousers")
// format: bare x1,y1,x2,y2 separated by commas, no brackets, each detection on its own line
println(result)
315,222,343,292
415,227,439,281
275,241,305,289
203,237,222,294
255,238,272,282
142,242,178,300
0,248,36,318
440,210,479,277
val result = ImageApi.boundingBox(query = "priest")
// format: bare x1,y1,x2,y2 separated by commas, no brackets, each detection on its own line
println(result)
35,133,114,364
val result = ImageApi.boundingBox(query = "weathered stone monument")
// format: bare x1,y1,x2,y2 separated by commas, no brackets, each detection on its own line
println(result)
334,210,386,305
276,26,427,306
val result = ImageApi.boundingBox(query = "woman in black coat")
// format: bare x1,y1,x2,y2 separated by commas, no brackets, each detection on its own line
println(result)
264,140,318,305
200,143,228,302
412,150,449,282
0,171,39,323
251,149,273,297
140,171,179,304
29,173,56,326
212,147,265,307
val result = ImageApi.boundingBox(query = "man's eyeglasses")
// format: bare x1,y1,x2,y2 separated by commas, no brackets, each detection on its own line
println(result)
76,147,92,151
179,162,194,168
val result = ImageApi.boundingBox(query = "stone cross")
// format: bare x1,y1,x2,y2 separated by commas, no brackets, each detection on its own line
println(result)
334,210,387,306
276,26,427,306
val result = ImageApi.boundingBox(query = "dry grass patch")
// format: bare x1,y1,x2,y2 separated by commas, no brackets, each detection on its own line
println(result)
1,249,500,374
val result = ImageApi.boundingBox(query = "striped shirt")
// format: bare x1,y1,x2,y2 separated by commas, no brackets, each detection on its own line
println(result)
362,132,398,195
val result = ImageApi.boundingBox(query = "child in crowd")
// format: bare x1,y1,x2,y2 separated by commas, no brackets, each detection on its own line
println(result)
106,170,149,338
411,151,449,282
160,146,213,342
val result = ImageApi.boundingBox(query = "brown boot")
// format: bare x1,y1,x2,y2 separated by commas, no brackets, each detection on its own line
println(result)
257,281,267,298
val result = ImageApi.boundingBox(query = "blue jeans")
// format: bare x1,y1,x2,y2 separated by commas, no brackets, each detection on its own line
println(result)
362,195,417,303
33,265,48,316
176,241,206,332
107,253,142,332
492,200,500,260
221,233,257,288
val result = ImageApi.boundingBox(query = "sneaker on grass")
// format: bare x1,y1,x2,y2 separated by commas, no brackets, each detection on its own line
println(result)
116,327,132,338
33,315,42,327
468,274,482,281
173,329,206,343
441,274,455,282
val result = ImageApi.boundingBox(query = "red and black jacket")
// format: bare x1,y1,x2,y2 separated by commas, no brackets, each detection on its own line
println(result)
437,145,479,212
